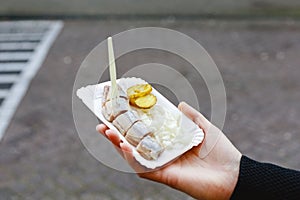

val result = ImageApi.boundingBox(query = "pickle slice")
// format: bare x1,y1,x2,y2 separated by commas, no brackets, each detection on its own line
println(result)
129,97,137,106
127,84,152,99
133,94,157,109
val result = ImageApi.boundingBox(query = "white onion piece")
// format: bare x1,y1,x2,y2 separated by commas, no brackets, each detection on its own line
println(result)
134,105,184,149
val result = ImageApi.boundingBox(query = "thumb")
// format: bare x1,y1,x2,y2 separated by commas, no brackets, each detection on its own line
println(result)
178,102,211,133
178,102,223,159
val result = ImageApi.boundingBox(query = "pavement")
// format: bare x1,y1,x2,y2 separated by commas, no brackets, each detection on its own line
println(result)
0,19,300,199
1,0,300,17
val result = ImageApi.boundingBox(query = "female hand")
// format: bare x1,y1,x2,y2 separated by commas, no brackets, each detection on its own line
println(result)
97,102,242,200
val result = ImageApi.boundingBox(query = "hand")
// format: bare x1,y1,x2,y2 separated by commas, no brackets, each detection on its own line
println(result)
97,102,242,200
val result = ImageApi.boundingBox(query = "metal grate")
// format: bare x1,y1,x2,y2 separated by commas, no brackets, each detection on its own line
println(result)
0,21,63,140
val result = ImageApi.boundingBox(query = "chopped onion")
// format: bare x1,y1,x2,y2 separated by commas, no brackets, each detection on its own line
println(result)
135,105,183,148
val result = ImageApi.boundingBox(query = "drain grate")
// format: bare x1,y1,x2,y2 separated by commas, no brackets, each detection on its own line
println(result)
0,21,63,140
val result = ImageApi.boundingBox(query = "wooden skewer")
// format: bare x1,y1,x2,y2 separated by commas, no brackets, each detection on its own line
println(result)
107,36,119,102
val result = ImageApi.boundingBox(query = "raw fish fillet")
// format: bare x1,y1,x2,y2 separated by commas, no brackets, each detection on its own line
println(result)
112,110,139,135
125,121,152,146
102,85,127,106
102,97,129,122
101,82,165,161
136,135,164,160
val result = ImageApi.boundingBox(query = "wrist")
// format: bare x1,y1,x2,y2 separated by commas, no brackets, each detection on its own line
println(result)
222,153,242,200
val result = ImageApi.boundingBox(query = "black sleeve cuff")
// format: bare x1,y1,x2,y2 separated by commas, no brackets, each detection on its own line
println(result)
230,155,300,200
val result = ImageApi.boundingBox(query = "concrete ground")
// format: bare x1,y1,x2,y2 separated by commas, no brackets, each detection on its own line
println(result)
0,19,300,199
1,0,300,17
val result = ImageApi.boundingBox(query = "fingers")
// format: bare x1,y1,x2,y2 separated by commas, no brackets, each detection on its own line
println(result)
121,142,162,177
104,128,128,159
96,124,109,138
105,129,122,147
120,142,134,164
96,125,151,171
120,142,148,174
96,124,125,157
96,124,170,181
178,102,211,133
96,124,122,146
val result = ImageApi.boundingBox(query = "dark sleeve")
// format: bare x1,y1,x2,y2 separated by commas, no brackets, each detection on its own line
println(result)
230,155,300,200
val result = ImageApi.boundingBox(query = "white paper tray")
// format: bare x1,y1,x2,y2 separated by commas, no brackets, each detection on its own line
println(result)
77,77,204,169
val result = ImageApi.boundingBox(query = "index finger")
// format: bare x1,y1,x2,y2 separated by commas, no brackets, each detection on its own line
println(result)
96,124,109,137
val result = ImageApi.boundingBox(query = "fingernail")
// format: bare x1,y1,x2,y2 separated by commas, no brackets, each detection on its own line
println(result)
96,124,101,131
178,101,186,111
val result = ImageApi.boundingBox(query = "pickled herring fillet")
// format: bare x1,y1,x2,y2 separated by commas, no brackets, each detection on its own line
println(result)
102,84,129,122
101,82,165,161
125,121,152,146
136,135,164,160
102,85,110,106
102,85,127,106
112,110,139,136
102,97,129,122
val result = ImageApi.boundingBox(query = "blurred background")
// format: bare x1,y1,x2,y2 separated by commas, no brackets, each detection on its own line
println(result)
0,0,300,199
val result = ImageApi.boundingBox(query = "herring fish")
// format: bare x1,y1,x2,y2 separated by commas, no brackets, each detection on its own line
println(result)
125,121,152,146
101,83,165,160
112,110,139,136
102,85,129,122
102,85,127,106
136,135,164,160
102,97,128,122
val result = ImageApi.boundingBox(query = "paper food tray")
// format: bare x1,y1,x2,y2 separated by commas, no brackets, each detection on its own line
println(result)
76,77,204,169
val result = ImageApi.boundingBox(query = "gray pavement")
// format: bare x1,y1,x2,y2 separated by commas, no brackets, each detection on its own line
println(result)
0,19,300,199
1,0,300,17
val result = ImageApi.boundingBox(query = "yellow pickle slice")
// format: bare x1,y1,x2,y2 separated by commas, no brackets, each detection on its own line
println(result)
127,84,152,99
133,94,157,109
